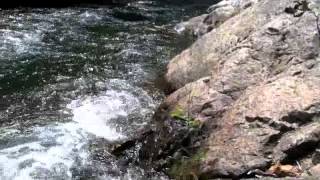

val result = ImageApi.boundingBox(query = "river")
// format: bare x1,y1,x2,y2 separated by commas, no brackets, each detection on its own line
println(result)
0,1,206,179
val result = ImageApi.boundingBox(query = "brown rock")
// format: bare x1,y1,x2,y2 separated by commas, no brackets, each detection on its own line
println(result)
139,0,320,179
267,162,302,177
176,0,258,37
165,0,319,90
201,76,320,177
163,77,233,123
309,164,320,177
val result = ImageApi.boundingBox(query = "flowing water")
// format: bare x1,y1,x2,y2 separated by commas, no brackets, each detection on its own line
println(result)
0,1,207,179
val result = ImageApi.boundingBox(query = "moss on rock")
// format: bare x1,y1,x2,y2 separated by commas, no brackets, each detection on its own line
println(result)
170,106,201,128
169,149,207,179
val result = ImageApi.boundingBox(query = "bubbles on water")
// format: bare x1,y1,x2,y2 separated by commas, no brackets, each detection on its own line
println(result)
68,79,155,139
67,90,130,141
0,29,43,56
115,48,143,58
0,79,157,180
0,2,193,179
174,23,186,34
0,123,88,180
79,11,102,24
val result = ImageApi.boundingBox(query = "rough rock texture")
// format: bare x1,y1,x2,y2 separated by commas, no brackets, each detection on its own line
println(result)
167,0,320,90
308,164,320,176
139,0,320,178
202,76,320,177
175,0,258,37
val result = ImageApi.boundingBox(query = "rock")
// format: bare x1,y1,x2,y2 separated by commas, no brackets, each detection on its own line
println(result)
273,123,320,162
165,0,319,90
176,0,258,37
308,164,320,176
267,162,302,177
201,76,320,177
137,0,320,179
312,149,320,164
174,14,209,36
163,77,233,123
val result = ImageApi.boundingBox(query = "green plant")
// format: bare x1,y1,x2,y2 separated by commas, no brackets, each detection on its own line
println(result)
170,106,201,128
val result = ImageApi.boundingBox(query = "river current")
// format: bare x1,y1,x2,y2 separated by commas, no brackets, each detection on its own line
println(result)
0,1,206,179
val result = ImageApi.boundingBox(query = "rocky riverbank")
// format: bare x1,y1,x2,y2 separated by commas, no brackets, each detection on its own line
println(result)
134,0,320,179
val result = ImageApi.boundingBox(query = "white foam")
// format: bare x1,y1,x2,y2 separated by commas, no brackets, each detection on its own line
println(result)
79,11,102,24
68,89,142,141
0,29,42,55
174,23,186,34
0,80,154,179
0,123,89,180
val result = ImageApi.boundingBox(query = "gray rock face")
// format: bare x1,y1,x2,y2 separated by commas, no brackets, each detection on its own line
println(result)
273,123,320,162
140,0,320,178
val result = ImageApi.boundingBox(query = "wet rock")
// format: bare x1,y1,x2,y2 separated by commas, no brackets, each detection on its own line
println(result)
30,167,53,179
51,163,69,179
18,159,36,169
175,14,209,36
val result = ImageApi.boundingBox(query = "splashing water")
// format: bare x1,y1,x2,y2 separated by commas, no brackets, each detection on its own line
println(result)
0,1,210,179
0,81,156,179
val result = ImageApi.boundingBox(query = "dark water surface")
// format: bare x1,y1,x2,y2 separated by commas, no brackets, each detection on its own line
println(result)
0,1,207,179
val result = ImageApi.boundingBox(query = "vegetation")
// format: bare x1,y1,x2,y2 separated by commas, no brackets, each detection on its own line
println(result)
170,106,201,128
169,149,207,179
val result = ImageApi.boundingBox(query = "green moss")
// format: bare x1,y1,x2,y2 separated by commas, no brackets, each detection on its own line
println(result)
169,150,207,179
170,106,201,128
170,106,185,120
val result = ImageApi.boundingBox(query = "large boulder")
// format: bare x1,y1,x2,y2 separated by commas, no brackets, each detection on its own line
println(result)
175,0,259,37
202,76,320,177
166,0,319,90
139,0,320,179
166,0,320,121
